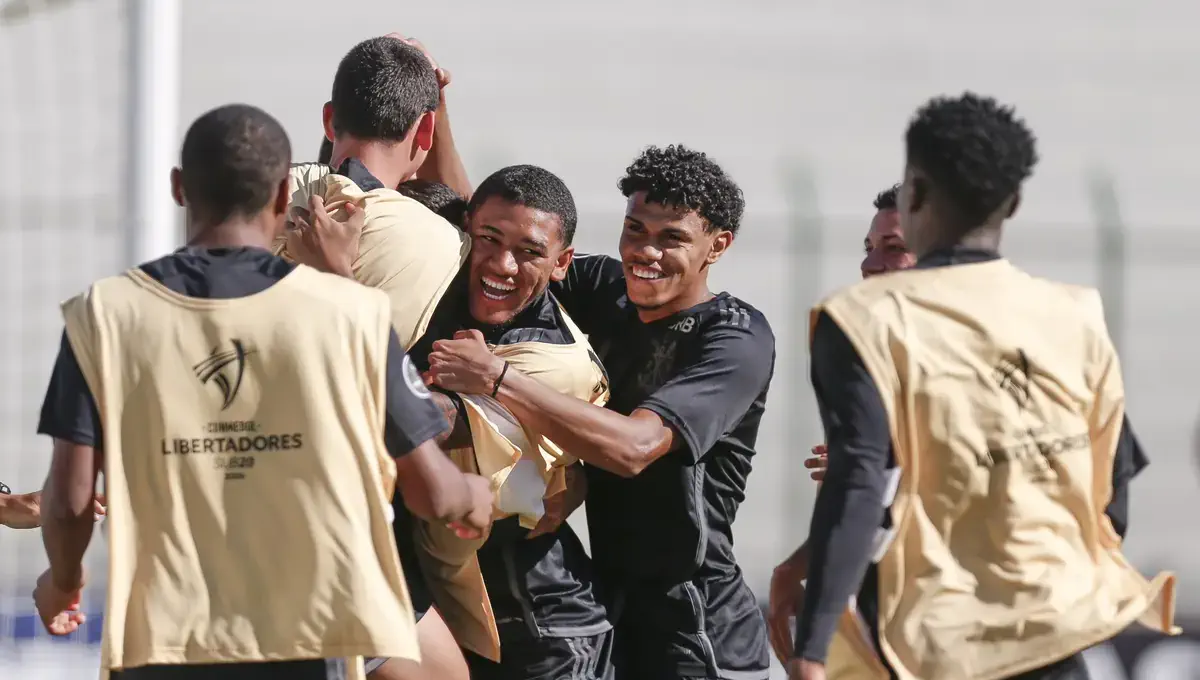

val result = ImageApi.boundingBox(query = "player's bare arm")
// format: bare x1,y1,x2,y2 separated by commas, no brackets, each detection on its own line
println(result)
0,489,104,530
427,391,473,451
35,438,102,635
429,329,676,478
0,488,41,529
768,540,811,664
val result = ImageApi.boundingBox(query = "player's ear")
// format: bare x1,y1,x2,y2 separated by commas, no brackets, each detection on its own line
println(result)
272,177,290,217
1006,191,1021,218
705,229,733,265
909,176,929,214
550,246,575,282
169,167,185,208
322,102,336,142
414,110,436,152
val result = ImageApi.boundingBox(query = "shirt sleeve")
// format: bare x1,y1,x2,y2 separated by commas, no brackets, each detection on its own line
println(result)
384,329,451,458
549,254,624,334
637,307,775,463
37,331,102,448
1104,415,1149,539
794,311,892,664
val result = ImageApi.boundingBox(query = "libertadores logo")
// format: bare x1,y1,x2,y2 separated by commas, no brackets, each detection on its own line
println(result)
193,340,256,410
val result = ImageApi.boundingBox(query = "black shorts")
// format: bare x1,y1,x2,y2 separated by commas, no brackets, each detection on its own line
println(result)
608,576,769,680
109,659,347,679
464,629,615,680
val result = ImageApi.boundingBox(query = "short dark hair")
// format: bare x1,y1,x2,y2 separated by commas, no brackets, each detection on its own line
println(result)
873,184,900,211
618,144,744,234
180,104,291,223
318,137,333,165
330,37,439,142
905,92,1038,224
398,179,468,229
467,165,578,245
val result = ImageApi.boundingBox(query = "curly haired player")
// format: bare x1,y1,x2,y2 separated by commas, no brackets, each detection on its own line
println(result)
428,144,776,680
780,93,1172,680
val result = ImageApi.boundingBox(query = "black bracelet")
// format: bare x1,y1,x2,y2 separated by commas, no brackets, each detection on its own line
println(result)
0,481,9,495
491,362,510,398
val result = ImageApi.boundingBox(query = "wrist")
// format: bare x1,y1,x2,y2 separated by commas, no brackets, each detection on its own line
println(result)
50,565,83,592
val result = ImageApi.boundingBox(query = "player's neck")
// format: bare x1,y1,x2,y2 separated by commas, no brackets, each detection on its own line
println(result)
636,285,715,324
186,216,276,251
330,138,415,190
919,223,1002,259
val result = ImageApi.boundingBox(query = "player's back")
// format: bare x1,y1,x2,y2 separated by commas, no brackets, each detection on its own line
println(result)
63,248,418,676
817,258,1176,679
282,160,470,350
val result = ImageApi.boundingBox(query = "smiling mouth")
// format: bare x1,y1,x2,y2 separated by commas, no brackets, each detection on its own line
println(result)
480,276,517,301
630,264,666,281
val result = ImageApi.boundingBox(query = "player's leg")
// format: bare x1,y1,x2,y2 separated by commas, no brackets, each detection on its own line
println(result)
367,608,468,680
463,628,616,680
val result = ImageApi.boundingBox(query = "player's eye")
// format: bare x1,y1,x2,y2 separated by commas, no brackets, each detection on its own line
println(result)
477,235,499,244
886,244,908,253
624,221,645,233
523,248,542,257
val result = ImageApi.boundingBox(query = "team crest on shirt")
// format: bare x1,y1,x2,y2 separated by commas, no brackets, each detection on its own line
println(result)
994,349,1031,409
402,354,432,399
193,340,256,410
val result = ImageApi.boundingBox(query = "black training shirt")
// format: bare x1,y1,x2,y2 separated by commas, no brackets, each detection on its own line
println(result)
550,254,776,585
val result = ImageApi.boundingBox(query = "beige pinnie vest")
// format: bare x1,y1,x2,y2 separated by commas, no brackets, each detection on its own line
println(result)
62,265,418,677
415,304,611,662
812,260,1177,680
278,163,471,350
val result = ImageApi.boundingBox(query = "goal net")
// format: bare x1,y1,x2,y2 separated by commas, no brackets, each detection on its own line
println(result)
0,0,128,675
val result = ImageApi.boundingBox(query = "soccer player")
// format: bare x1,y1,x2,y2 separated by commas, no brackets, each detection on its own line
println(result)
280,35,480,680
32,103,492,680
296,164,614,680
806,184,913,482
427,145,775,680
783,93,1172,680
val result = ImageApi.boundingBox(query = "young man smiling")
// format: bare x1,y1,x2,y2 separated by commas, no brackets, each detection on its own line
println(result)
427,145,776,680
298,164,613,680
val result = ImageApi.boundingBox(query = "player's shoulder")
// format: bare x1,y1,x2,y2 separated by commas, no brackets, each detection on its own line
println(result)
570,253,624,281
288,265,391,314
696,293,774,346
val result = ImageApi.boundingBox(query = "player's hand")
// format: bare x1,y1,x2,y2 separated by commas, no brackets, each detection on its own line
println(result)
527,466,587,539
448,473,494,540
428,329,506,396
786,659,826,680
768,556,808,664
384,34,451,92
0,491,105,529
286,195,363,278
805,444,828,482
33,569,86,636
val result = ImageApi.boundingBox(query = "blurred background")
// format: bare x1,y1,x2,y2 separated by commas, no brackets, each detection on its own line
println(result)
3,0,1200,677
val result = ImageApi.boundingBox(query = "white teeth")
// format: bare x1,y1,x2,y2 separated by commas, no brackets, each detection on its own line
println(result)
481,277,516,300
482,276,516,291
631,265,665,280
